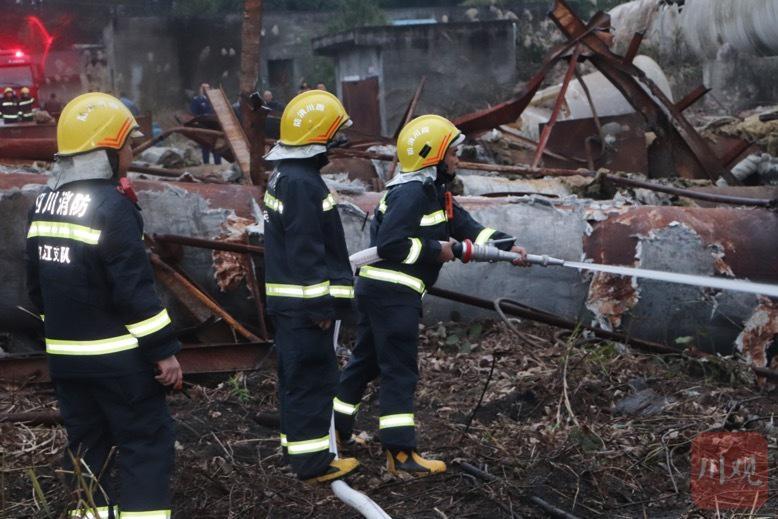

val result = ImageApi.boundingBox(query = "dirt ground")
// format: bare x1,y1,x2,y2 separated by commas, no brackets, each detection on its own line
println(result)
1,319,777,518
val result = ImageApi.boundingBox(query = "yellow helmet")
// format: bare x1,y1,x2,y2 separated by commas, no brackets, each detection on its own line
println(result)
397,114,465,173
3,87,12,94
20,87,30,95
57,92,142,156
279,89,351,146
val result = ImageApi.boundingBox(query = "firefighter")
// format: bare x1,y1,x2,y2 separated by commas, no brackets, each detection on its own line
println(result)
2,87,19,124
26,92,181,518
18,86,34,122
263,89,359,483
334,115,529,476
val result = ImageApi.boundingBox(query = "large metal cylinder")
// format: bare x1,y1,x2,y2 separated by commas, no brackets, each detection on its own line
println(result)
609,0,778,60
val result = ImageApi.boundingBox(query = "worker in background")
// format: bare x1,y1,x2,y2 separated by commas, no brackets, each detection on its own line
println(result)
43,92,63,116
18,87,35,122
2,87,19,124
262,89,285,113
26,92,182,518
263,90,359,483
190,82,222,165
334,115,529,477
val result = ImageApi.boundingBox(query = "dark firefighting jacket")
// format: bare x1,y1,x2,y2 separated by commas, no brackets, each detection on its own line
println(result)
263,156,354,321
357,175,515,302
18,94,34,121
1,95,19,123
25,179,180,378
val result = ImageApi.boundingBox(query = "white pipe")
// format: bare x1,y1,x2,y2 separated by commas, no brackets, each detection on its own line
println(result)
328,319,392,519
331,481,392,519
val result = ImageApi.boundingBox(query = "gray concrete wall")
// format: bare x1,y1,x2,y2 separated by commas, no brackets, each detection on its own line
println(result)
321,21,518,134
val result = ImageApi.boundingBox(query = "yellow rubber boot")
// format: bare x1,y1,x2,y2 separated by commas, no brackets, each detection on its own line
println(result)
386,450,446,477
305,457,360,484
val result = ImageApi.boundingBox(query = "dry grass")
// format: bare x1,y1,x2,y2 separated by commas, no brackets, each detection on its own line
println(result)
1,319,776,518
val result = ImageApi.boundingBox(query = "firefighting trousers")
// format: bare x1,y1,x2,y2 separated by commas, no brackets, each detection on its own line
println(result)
335,295,420,450
272,315,337,479
54,372,174,517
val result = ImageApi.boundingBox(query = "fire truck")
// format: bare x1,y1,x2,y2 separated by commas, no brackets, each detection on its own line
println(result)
0,48,40,109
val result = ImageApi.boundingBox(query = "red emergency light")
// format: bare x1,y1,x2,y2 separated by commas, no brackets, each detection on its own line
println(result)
14,50,24,58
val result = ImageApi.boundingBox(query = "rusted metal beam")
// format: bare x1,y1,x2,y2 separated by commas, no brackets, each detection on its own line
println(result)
0,137,57,161
550,0,737,184
153,233,264,255
572,68,603,137
675,85,710,113
602,175,776,208
532,46,583,169
452,22,604,136
244,255,270,341
239,0,266,190
393,75,427,140
386,75,427,183
0,342,272,385
150,253,260,342
622,32,643,65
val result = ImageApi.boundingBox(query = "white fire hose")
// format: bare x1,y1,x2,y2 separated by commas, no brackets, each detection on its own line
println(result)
329,320,392,519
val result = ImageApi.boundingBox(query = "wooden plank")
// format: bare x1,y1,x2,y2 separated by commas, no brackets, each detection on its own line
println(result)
206,87,252,184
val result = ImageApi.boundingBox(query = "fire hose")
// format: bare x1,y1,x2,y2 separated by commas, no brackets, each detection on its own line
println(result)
351,239,778,299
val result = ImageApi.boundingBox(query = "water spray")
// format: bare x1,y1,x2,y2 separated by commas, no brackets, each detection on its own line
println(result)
453,239,778,299
349,241,778,299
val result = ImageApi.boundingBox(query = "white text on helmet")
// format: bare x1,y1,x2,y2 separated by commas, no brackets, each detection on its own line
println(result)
293,103,327,128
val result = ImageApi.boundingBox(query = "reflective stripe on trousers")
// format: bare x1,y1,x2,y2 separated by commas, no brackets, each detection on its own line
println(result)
287,434,330,455
333,397,359,416
379,413,415,429
359,266,425,294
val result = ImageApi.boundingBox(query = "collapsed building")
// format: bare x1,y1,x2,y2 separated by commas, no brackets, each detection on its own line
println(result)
0,0,777,387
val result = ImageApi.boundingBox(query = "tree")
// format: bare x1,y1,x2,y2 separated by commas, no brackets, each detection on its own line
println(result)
327,0,386,34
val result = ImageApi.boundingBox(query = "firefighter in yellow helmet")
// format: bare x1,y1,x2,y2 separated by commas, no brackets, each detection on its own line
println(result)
334,115,529,476
1,87,19,124
26,92,181,517
18,86,34,122
263,90,360,482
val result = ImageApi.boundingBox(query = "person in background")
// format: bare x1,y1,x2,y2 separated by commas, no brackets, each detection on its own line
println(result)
18,87,35,122
43,93,63,115
119,92,141,116
316,82,327,92
2,88,19,124
262,90,285,113
298,81,310,93
189,83,222,165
